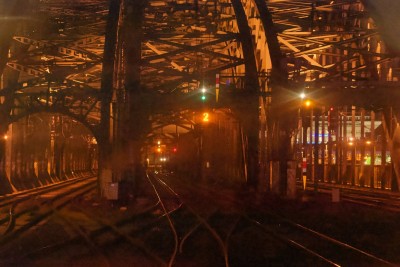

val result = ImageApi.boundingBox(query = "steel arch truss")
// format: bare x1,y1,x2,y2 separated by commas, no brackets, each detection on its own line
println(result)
1,0,108,134
249,0,400,87
3,0,262,138
146,110,196,145
5,1,400,128
142,0,253,94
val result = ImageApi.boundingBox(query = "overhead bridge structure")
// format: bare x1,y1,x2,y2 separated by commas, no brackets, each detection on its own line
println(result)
1,0,400,196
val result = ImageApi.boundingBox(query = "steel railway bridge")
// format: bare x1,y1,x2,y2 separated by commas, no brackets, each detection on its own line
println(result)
1,0,400,197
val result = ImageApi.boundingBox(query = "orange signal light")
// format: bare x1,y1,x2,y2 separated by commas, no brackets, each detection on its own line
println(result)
202,112,209,122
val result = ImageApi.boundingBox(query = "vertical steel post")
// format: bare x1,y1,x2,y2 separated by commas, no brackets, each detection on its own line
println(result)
351,106,356,185
99,0,121,195
336,108,341,183
370,110,376,188
328,117,333,182
360,108,365,186
321,107,326,182
310,108,314,183
314,109,319,192
120,0,150,199
381,111,387,189
342,106,348,184
231,0,260,189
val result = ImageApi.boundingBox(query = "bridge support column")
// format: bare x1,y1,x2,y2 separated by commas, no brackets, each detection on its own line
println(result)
118,0,149,197
99,0,150,199
0,127,13,195
234,93,260,190
98,0,121,197
268,81,299,197
0,2,29,195
258,96,269,192
231,0,260,190
270,161,280,194
287,160,297,199
383,107,400,192
314,109,320,192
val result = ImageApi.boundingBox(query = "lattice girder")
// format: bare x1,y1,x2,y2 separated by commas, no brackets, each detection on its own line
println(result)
1,0,108,135
3,0,263,140
254,0,399,85
142,0,252,94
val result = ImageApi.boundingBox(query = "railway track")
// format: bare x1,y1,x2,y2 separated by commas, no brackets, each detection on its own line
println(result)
149,173,240,267
305,182,400,212
245,213,395,266
0,175,97,242
0,171,188,266
166,174,397,267
0,174,98,263
8,172,242,266
0,171,398,266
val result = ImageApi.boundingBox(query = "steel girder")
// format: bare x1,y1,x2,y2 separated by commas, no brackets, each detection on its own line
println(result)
1,1,264,184
139,1,261,185
4,1,400,133
6,0,400,190
250,0,400,102
0,0,108,138
141,0,258,95
0,0,27,76
247,0,400,191
2,0,261,136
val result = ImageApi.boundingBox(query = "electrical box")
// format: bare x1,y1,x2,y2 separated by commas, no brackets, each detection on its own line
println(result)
105,182,119,200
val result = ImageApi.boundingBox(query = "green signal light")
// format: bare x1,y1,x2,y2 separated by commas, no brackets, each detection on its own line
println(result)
201,95,206,101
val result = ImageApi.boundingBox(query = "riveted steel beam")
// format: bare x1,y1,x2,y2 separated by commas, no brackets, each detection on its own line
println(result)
0,1,108,137
231,0,259,91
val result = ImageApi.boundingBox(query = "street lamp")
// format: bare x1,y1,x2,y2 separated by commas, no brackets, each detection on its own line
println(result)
298,93,315,190
300,96,316,191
